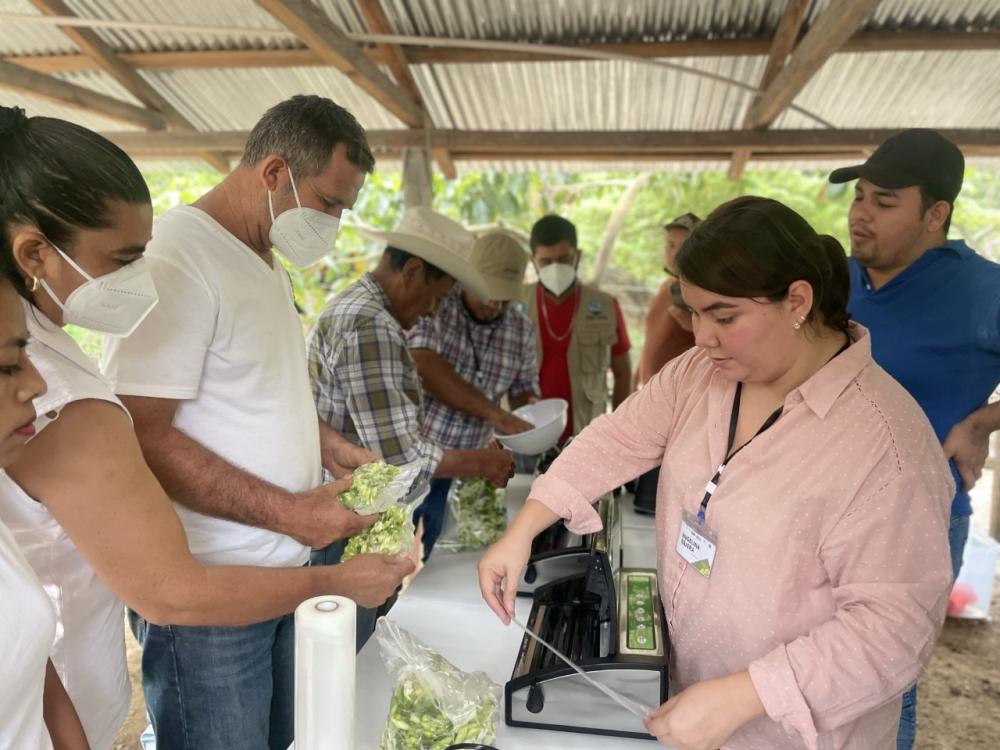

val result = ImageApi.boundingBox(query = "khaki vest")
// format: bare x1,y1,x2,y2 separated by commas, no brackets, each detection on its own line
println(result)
526,282,618,435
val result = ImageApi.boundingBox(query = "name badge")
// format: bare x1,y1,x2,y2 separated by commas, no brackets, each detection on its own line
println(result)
676,510,718,578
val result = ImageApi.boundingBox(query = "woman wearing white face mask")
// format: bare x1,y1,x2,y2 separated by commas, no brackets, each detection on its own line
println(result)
0,107,412,750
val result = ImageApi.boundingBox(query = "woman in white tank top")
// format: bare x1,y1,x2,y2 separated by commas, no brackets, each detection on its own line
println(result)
0,108,412,748
0,273,88,749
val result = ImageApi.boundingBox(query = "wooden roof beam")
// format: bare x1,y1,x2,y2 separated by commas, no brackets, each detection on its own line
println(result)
28,0,228,172
255,0,424,127
100,128,1000,160
728,0,809,181
6,29,999,75
745,0,884,129
355,0,454,179
0,59,165,129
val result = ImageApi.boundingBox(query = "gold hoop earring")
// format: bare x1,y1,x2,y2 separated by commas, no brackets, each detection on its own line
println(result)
29,277,40,292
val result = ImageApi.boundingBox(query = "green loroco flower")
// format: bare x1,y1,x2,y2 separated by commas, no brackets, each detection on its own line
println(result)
379,667,498,750
339,461,401,511
451,477,506,551
342,505,413,561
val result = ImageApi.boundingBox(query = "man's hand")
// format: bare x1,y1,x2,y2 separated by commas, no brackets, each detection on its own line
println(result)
644,671,765,750
328,441,379,477
318,418,379,478
490,408,535,436
478,446,515,488
281,476,377,549
334,553,416,608
943,412,991,492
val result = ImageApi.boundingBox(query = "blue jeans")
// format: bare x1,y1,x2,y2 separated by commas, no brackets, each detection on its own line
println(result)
896,513,970,750
310,539,377,651
129,609,294,750
413,477,452,561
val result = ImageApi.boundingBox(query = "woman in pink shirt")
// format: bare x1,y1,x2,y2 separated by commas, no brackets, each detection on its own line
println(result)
479,197,954,750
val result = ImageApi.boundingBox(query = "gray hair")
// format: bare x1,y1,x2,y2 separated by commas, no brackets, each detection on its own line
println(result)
241,95,375,176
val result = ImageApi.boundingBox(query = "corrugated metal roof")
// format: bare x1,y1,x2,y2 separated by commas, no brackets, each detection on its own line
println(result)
0,0,77,55
773,49,1000,130
414,55,767,131
1,0,998,171
139,66,406,130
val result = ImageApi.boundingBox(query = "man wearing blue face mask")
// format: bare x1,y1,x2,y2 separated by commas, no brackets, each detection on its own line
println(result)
525,214,632,445
102,95,412,750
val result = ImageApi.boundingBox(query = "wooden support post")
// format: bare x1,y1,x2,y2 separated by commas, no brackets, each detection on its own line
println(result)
402,147,433,209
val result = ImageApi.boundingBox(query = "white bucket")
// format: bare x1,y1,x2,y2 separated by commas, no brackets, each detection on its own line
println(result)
950,527,1000,620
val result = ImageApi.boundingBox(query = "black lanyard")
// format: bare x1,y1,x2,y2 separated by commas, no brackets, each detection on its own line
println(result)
695,338,851,524
696,382,782,524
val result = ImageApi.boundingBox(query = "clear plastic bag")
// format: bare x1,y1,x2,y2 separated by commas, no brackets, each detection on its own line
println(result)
339,461,422,515
441,477,507,553
376,618,499,750
340,501,417,562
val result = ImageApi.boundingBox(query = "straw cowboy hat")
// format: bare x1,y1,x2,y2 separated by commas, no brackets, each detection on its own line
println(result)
359,207,491,300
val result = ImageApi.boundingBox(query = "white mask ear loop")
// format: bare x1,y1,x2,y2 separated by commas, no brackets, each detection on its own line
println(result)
267,164,302,222
48,240,95,283
285,164,303,209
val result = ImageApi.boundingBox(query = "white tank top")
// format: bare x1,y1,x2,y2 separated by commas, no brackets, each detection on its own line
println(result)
0,503,55,750
0,303,130,750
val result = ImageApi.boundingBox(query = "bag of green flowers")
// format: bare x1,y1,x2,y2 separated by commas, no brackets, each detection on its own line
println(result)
339,461,422,515
339,461,426,562
436,477,507,553
375,618,499,750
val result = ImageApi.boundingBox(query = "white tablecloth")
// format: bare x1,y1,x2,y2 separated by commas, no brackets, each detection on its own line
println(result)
353,475,668,749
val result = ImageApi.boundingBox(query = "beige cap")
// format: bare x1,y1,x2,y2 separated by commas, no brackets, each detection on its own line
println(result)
358,207,490,300
468,231,528,301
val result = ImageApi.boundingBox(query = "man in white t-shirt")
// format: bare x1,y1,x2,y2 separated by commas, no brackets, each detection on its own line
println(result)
102,96,411,750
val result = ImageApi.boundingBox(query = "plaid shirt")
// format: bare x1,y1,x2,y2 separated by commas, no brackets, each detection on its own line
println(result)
307,273,444,482
406,286,539,450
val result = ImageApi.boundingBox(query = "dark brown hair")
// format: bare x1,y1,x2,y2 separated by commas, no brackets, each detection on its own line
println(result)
676,196,851,333
0,107,150,299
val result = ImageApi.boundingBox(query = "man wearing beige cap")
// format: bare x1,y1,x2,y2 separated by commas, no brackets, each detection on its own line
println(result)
308,211,516,573
407,231,541,557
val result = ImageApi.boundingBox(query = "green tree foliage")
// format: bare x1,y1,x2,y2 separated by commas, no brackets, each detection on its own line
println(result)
68,166,1000,357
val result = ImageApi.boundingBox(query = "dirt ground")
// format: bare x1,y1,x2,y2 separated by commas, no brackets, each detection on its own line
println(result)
111,570,1000,749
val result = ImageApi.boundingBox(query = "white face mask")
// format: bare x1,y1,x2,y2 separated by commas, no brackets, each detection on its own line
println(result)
538,262,577,296
40,242,158,337
268,166,341,268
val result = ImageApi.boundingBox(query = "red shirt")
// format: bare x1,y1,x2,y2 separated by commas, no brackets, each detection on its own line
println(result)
536,284,630,440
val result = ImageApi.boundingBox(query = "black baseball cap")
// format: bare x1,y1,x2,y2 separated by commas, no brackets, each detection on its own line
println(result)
664,212,701,231
829,129,964,202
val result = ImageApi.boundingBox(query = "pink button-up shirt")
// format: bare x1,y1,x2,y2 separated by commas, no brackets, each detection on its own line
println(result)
530,326,953,750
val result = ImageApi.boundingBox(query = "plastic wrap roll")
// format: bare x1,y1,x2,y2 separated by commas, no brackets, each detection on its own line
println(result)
293,595,357,750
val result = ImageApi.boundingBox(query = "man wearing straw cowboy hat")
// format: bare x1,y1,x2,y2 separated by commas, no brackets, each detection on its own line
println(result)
307,209,516,628
406,230,541,558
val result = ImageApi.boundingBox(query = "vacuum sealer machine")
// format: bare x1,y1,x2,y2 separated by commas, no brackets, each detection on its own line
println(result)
518,494,622,597
505,498,667,740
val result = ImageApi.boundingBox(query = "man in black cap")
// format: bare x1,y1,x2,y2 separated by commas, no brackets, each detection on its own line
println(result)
830,128,1000,750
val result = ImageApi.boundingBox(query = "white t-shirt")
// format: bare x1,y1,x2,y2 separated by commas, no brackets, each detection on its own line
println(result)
0,303,130,750
102,205,321,567
0,493,55,750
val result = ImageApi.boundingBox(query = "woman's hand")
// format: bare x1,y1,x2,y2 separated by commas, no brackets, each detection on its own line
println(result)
644,671,765,750
477,532,533,624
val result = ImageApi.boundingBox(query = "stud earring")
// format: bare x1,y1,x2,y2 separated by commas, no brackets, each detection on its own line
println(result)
793,315,806,331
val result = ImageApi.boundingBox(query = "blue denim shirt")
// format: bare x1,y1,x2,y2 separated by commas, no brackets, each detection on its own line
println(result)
848,240,1000,516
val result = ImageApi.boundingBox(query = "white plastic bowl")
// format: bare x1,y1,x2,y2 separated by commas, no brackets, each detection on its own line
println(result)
493,398,568,455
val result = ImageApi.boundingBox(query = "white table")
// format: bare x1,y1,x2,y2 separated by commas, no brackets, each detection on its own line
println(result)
354,475,668,749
